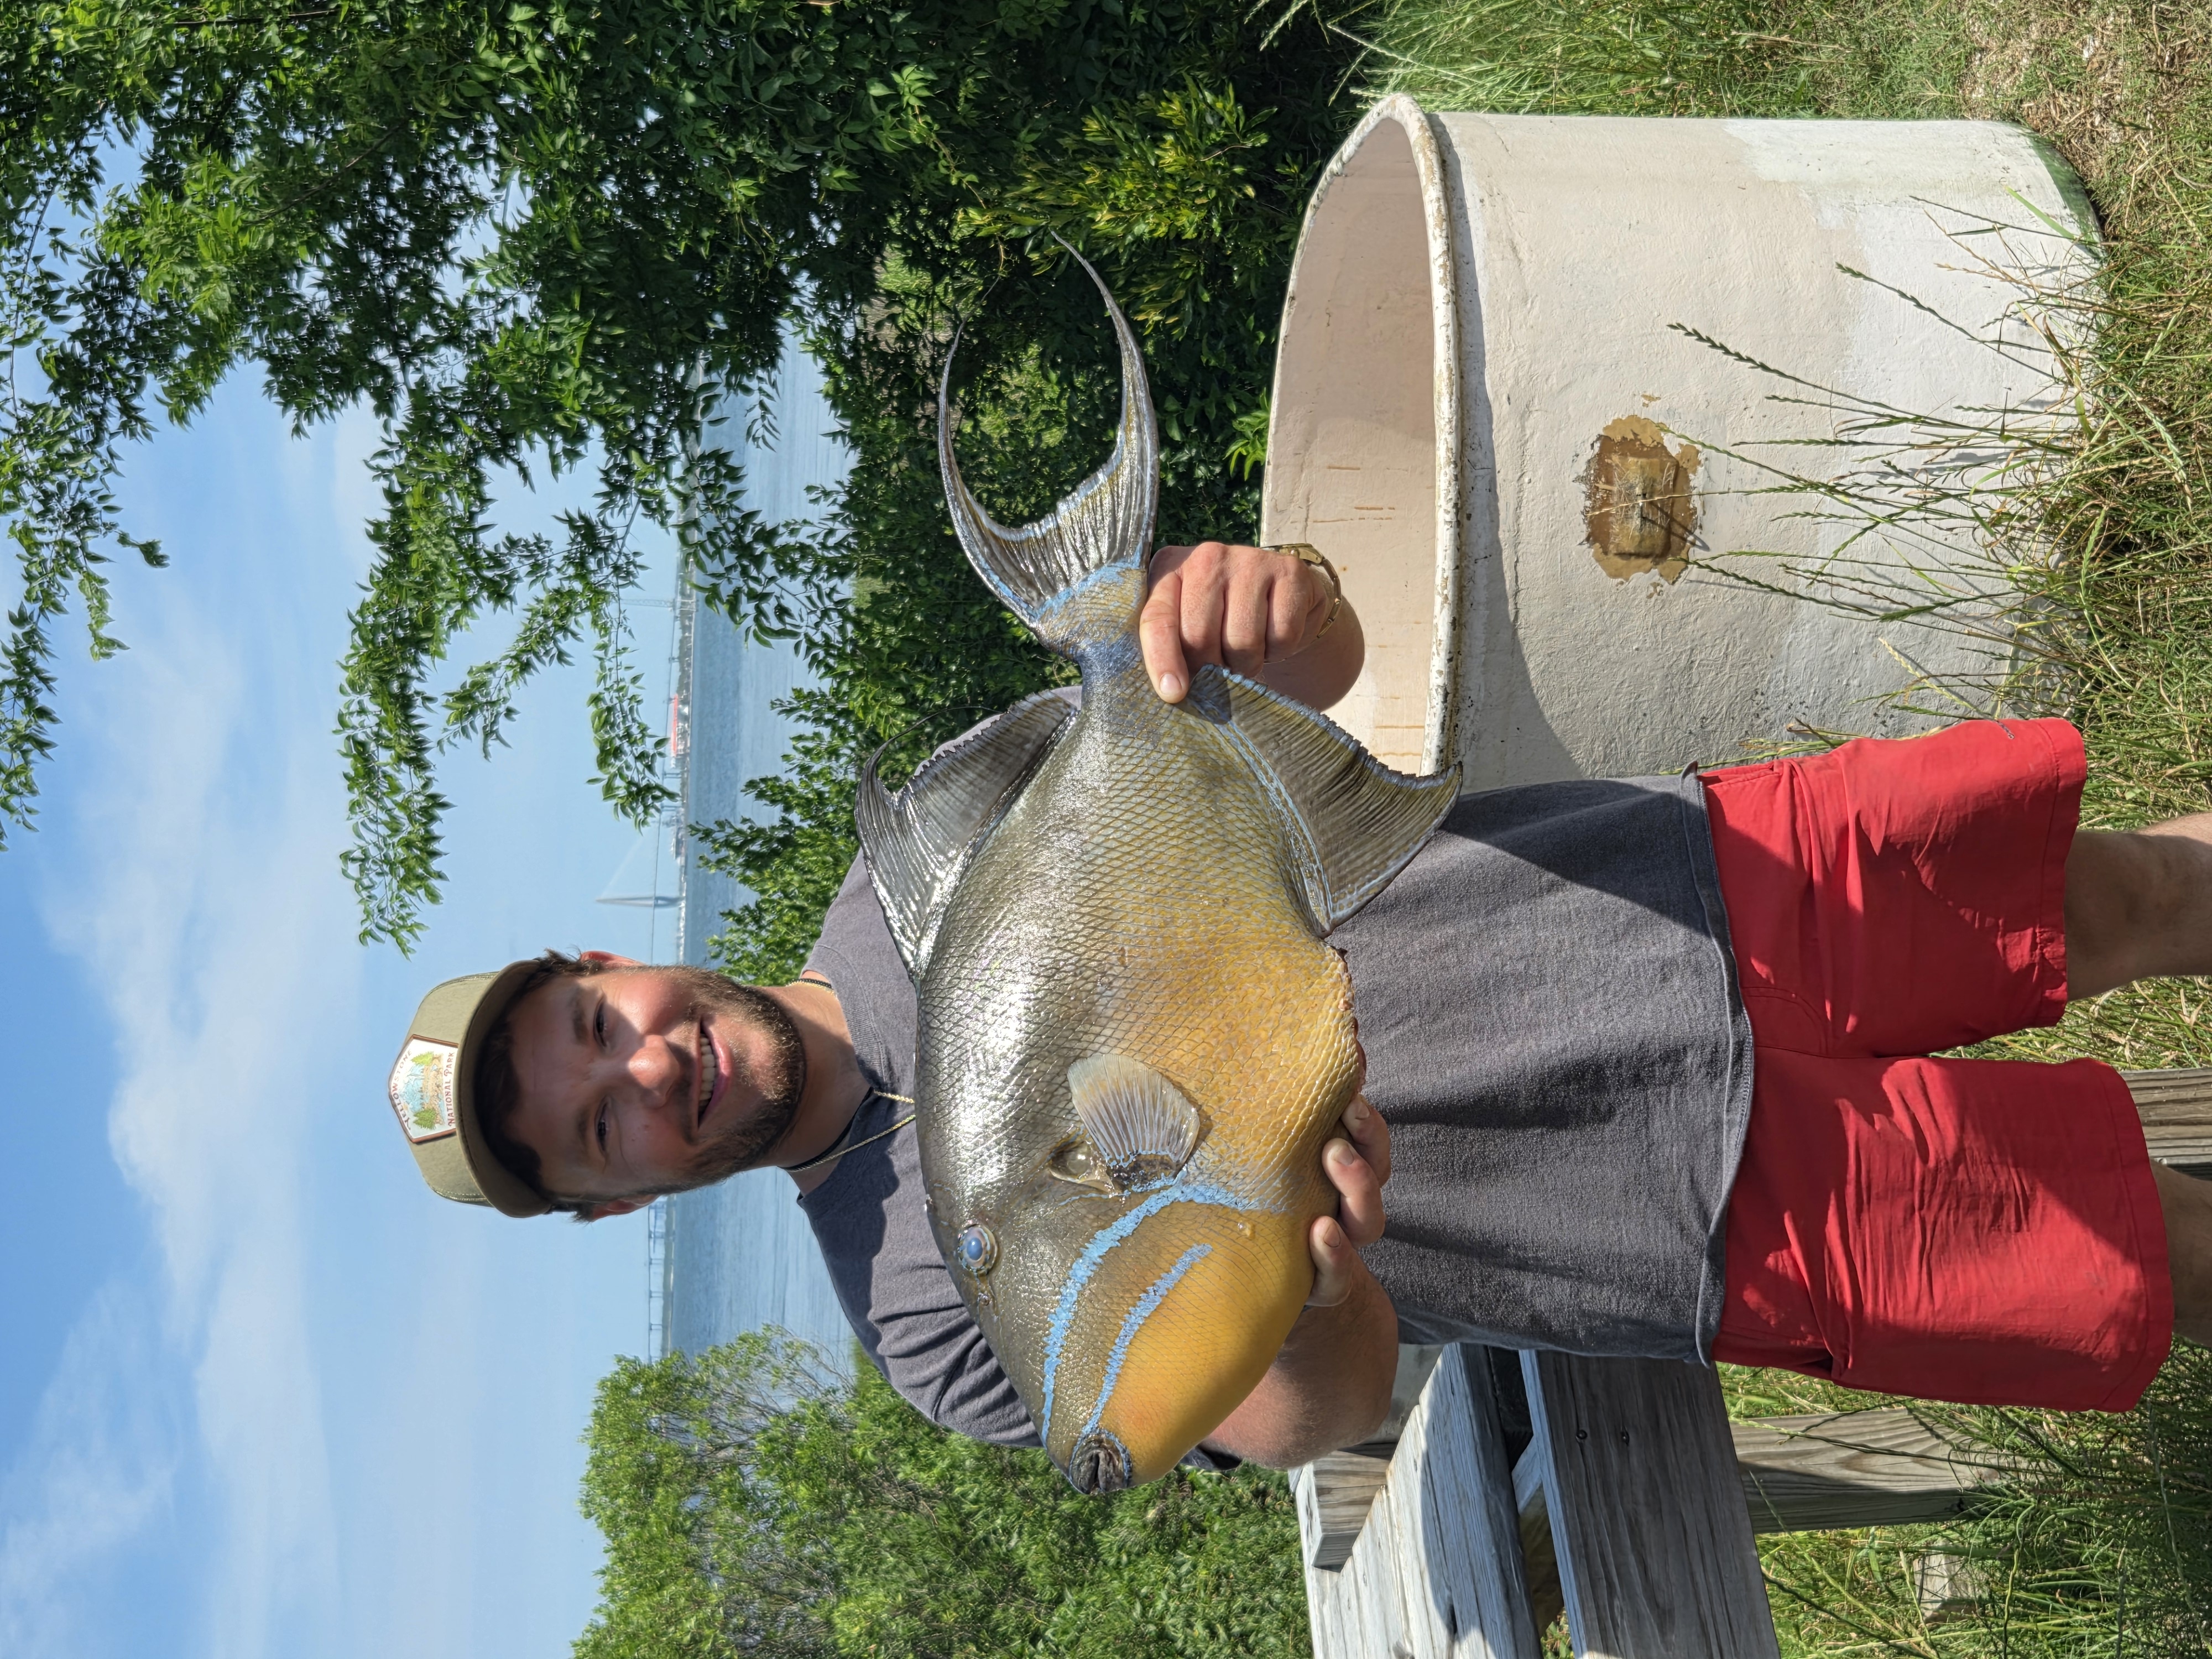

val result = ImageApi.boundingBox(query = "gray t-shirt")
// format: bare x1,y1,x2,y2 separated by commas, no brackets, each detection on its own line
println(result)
799,770,1752,1448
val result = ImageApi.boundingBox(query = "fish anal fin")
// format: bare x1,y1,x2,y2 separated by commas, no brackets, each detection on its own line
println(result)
1213,670,1462,931
856,691,1076,978
1068,1056,1202,1186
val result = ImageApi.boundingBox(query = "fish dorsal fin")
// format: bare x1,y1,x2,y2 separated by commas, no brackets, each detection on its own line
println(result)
855,691,1077,977
938,246,1157,652
1208,669,1462,931
1068,1056,1202,1185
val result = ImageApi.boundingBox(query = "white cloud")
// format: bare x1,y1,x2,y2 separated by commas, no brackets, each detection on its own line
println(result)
2,377,652,1659
14,439,357,1658
0,1283,180,1659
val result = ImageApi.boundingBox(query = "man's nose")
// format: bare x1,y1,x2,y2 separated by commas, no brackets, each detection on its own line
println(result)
620,1034,684,1105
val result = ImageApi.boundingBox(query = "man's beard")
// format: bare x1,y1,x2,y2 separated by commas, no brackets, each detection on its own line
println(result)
662,968,808,1190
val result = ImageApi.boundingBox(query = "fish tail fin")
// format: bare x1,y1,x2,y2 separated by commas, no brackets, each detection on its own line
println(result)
939,244,1157,658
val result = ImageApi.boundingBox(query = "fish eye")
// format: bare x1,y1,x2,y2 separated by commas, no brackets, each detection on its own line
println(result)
955,1223,998,1276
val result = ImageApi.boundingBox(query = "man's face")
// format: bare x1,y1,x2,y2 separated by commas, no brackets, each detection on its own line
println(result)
503,959,806,1208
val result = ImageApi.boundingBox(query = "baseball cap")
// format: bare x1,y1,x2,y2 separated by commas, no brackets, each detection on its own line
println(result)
386,962,554,1218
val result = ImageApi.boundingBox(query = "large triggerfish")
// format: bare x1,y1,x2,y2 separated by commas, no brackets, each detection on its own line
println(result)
855,257,1459,1493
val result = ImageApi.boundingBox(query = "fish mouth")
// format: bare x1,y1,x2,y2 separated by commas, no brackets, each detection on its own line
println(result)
1067,1431,1132,1495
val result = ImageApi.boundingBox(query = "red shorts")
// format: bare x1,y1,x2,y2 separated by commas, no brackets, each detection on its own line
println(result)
1702,718,2171,1412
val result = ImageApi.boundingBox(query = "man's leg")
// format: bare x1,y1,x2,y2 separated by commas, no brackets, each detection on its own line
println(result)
1706,721,2182,1408
1714,1047,2172,1410
2068,812,2212,997
2074,813,2212,1346
2156,1164,2212,1348
2079,814,2212,1354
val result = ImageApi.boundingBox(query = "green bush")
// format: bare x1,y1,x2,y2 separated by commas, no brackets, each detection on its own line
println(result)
695,59,1359,981
576,1333,1310,1659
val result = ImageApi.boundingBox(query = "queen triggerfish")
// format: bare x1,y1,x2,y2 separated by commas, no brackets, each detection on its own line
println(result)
855,254,1459,1492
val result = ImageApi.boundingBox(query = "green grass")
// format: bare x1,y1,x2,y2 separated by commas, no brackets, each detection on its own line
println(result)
1328,0,1824,114
1353,0,2212,1650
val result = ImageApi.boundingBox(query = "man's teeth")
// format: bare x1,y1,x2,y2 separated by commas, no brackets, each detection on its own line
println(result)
701,1031,720,1113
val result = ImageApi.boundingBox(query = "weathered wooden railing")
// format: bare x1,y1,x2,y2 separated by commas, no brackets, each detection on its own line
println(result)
1292,1068,2211,1657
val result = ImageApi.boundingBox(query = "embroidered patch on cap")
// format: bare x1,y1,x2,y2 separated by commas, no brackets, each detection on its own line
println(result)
390,1038,460,1143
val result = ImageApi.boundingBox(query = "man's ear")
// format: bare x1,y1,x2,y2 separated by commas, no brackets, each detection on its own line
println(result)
579,950,643,969
574,1197,650,1222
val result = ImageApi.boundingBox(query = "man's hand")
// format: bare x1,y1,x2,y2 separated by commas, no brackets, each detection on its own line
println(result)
1204,1094,1400,1468
1143,541,1365,711
1307,1092,1391,1307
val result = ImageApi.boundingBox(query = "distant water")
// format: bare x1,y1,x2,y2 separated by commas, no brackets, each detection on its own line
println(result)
662,334,856,1372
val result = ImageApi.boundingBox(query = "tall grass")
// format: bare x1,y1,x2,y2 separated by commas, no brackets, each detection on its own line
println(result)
1288,0,1819,114
1352,0,2212,1650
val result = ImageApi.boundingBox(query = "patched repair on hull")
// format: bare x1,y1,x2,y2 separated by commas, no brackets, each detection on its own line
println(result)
855,254,1460,1493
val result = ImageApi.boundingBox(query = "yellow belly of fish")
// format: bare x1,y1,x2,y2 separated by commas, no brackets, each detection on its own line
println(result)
1039,910,1358,1480
1078,1205,1321,1484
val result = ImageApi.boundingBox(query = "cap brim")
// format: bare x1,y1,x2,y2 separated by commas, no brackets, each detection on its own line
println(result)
452,959,559,1218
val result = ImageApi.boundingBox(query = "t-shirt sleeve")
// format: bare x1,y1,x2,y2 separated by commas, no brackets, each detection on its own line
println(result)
872,1298,1041,1448
799,863,1039,1449
807,1131,1042,1447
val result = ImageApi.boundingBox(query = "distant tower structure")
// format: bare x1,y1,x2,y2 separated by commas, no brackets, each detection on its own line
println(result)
656,327,855,1371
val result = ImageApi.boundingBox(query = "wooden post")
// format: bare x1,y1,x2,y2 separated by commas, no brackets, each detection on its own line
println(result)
1297,1450,1392,1572
1731,1408,2005,1532
1521,1352,1781,1658
2126,1067,2212,1175
1298,1345,1445,1570
1300,1346,1540,1658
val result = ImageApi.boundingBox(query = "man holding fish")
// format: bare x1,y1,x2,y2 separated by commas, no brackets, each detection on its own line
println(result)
385,272,2212,1492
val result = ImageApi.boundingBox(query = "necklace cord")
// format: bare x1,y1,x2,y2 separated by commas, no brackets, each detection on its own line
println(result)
781,1091,916,1175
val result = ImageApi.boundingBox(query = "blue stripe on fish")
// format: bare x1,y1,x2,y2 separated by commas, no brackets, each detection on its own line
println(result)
1039,1181,1246,1434
1032,555,1146,624
1081,1242,1212,1438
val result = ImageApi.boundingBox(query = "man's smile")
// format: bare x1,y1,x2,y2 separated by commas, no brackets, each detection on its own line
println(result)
697,1017,727,1131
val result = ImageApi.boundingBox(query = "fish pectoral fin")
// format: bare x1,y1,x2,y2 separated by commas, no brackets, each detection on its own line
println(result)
856,690,1077,977
1213,670,1463,932
1068,1055,1202,1184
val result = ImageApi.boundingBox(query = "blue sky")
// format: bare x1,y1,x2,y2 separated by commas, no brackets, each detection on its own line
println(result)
0,378,678,1657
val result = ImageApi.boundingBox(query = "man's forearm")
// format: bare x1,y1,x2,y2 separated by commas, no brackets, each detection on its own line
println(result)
1203,1259,1399,1468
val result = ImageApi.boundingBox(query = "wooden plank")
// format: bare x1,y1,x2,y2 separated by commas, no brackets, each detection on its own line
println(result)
1302,1345,1540,1658
1513,1404,2004,1632
2125,1067,2212,1174
1512,1451,1565,1636
1298,1449,1391,1571
1298,1345,1444,1570
1733,1408,2005,1533
1329,1400,1998,1573
1318,1394,2009,1639
1395,1348,1544,1657
1316,1392,2001,1642
1522,1352,1780,1658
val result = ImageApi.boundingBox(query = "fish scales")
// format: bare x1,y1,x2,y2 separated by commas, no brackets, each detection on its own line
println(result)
856,250,1460,1491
